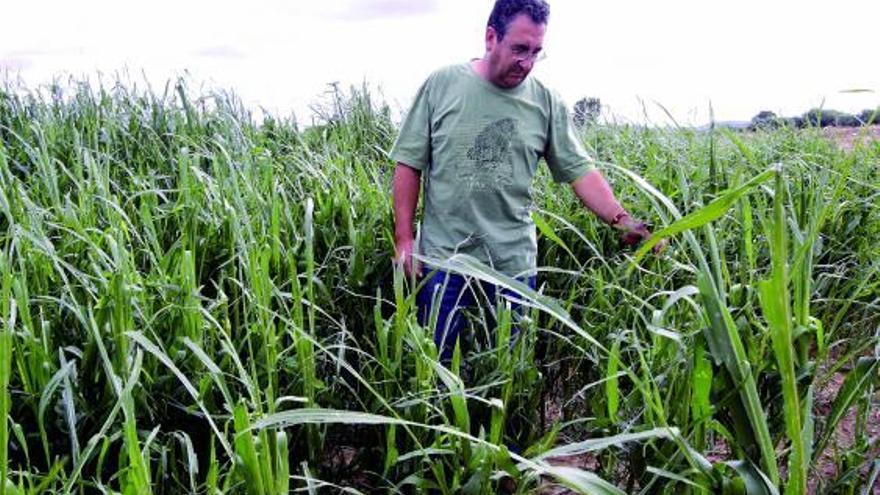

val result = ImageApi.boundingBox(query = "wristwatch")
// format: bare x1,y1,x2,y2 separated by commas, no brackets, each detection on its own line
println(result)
610,210,631,227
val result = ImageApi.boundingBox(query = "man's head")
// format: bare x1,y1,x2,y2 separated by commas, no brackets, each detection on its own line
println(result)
483,0,550,89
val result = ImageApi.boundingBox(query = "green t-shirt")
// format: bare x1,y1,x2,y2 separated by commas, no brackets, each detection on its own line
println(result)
391,63,593,276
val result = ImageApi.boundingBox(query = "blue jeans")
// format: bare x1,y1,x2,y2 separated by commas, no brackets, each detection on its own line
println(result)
416,270,537,364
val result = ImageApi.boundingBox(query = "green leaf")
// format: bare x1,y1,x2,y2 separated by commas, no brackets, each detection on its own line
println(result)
538,465,626,495
432,361,470,436
534,427,678,460
758,169,806,495
605,339,621,422
645,466,707,490
698,270,779,485
0,328,12,495
127,331,233,458
724,460,779,495
631,167,777,266
864,460,880,495
233,403,267,495
691,342,713,450
532,210,577,264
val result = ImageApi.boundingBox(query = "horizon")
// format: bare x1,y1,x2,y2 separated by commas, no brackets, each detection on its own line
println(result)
1,71,875,131
1,0,877,127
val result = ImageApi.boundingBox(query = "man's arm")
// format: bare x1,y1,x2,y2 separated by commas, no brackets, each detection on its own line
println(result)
571,169,664,252
393,162,422,277
571,168,627,223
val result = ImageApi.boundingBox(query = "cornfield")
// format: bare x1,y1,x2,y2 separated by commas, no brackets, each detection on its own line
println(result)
1,79,878,494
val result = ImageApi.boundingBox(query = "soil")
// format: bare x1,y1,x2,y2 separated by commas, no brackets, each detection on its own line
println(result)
809,365,880,494
538,362,880,494
823,124,880,151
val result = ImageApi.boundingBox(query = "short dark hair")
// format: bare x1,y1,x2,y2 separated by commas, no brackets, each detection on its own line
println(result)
487,0,550,40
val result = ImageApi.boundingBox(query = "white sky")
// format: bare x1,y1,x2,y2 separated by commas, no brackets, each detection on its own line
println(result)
1,0,878,126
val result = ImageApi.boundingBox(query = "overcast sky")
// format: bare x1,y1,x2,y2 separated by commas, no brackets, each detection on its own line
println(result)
1,0,877,125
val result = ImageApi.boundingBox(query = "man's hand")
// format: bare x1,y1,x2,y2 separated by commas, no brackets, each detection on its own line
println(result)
571,170,665,255
614,215,667,254
394,237,420,278
393,163,422,277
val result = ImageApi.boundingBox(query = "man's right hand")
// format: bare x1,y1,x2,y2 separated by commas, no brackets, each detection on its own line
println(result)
394,237,420,278
393,163,422,279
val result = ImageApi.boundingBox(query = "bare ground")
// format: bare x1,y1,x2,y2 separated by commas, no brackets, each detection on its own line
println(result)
823,125,880,151
809,366,880,494
539,364,880,494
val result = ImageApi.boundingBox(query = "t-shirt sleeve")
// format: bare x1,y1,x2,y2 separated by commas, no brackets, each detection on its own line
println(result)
544,92,594,183
390,77,432,170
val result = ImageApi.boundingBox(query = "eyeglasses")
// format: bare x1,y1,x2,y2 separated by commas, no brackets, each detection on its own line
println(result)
509,45,547,63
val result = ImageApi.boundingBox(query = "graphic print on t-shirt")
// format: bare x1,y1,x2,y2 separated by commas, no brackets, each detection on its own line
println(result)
462,118,519,191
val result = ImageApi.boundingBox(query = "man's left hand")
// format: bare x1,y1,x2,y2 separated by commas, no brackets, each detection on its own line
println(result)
615,216,667,254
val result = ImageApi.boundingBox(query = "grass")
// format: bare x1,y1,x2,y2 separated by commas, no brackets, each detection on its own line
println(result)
0,77,878,494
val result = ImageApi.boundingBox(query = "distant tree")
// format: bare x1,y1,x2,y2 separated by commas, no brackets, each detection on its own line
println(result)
835,113,860,127
573,97,601,127
749,110,783,130
802,109,825,127
858,108,879,125
803,108,846,127
801,109,864,127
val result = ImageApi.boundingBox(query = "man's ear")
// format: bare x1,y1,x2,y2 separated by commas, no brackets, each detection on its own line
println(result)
485,26,498,52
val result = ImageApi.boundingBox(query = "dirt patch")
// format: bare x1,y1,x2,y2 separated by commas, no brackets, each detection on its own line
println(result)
538,360,880,494
810,365,880,494
823,125,880,151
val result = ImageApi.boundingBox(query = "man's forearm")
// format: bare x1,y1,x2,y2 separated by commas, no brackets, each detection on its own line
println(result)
571,168,628,224
393,163,421,241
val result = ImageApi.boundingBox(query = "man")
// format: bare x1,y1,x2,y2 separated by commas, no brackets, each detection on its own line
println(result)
391,0,659,363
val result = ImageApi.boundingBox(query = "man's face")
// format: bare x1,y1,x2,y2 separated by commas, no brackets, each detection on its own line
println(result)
485,13,546,89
